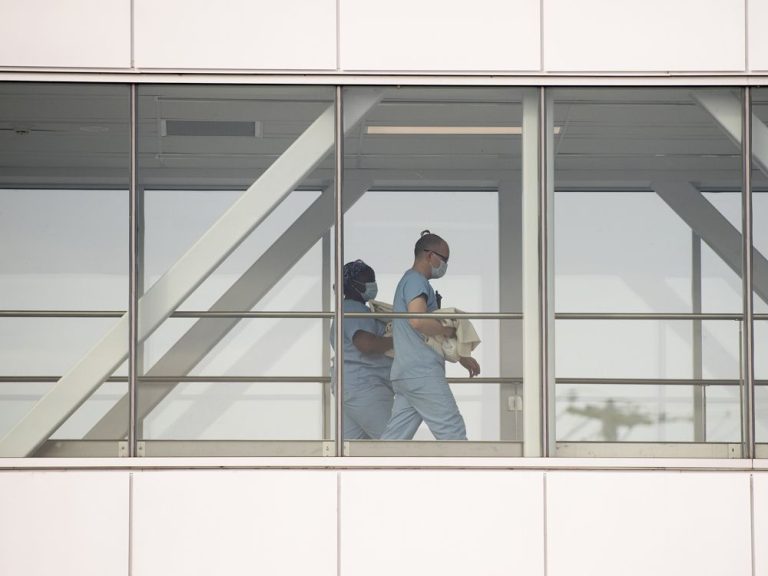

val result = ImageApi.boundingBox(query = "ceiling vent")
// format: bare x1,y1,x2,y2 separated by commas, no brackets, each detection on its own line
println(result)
161,120,262,137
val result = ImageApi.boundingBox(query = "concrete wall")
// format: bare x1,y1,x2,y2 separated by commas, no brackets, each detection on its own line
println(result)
0,459,765,576
1,0,766,74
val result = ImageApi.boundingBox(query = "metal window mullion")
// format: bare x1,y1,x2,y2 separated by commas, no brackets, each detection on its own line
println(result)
539,87,555,457
333,87,345,457
128,84,139,458
742,87,755,459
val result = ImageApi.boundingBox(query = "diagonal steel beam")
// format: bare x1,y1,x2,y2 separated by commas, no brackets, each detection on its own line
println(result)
693,91,768,175
84,179,370,440
654,181,768,305
1,90,382,456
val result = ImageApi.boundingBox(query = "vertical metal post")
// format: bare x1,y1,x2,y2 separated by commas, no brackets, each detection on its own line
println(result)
692,233,706,441
333,87,345,457
135,184,145,440
539,87,554,457
499,181,524,441
522,91,542,456
741,87,755,459
322,231,332,440
128,84,139,457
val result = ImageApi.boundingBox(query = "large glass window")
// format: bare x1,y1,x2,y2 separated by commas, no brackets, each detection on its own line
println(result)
553,88,745,456
0,83,130,457
753,87,768,455
341,87,532,455
133,85,335,456
2,82,765,459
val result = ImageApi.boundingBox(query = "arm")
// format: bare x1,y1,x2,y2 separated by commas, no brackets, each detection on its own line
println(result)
407,296,455,338
352,330,393,355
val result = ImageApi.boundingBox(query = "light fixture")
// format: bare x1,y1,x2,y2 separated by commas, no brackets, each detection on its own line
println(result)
366,126,561,135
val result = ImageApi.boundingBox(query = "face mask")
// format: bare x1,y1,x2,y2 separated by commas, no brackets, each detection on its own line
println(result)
431,259,447,279
360,281,378,301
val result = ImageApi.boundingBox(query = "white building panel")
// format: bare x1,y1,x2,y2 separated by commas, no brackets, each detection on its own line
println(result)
0,0,130,68
754,472,768,575
134,0,336,70
546,471,752,576
544,0,745,72
131,470,337,576
749,0,768,70
0,471,129,576
340,470,545,576
339,0,540,71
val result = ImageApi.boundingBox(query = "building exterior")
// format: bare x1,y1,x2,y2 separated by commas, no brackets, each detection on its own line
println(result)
1,1,767,575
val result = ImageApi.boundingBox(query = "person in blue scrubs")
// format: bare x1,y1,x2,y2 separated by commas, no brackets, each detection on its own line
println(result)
330,260,394,440
381,231,481,440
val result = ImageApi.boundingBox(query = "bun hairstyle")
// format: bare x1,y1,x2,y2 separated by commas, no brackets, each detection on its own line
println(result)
414,229,445,257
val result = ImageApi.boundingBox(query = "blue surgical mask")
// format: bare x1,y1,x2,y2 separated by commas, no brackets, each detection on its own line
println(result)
360,281,378,301
431,259,447,279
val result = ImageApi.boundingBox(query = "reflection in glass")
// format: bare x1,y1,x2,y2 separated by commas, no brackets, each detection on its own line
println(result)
752,89,768,444
0,83,130,457
135,86,335,454
343,87,529,451
553,88,744,453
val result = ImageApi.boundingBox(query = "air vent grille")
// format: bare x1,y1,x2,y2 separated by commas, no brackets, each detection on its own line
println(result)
162,120,261,137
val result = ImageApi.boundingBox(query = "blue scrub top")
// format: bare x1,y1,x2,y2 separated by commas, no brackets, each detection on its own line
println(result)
330,299,393,392
390,268,444,381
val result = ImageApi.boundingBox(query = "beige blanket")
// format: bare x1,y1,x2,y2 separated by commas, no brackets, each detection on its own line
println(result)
368,300,480,362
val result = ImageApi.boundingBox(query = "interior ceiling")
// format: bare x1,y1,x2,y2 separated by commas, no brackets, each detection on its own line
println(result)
0,84,763,191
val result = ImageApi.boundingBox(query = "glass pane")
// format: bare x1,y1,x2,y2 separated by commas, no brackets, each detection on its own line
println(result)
0,83,130,457
341,87,530,455
753,88,768,447
136,85,334,456
553,88,744,457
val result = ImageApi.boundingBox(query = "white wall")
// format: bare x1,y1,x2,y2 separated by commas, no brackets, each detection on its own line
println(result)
0,462,764,576
0,0,764,74
0,0,131,68
544,0,745,72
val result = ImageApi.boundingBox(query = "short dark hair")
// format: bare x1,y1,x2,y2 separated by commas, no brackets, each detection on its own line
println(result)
414,229,446,258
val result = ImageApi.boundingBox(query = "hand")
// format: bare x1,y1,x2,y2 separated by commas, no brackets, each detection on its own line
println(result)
442,325,457,338
459,356,481,377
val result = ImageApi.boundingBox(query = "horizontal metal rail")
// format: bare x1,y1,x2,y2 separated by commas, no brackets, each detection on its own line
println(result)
0,375,522,384
0,310,126,318
0,310,523,320
3,376,763,387
5,310,764,320
557,378,746,386
556,312,743,321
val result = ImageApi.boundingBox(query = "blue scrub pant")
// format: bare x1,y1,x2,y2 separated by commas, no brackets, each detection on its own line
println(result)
342,381,395,440
380,376,467,440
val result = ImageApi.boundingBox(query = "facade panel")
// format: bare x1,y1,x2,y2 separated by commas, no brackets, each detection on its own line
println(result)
131,470,338,576
340,0,540,71
750,1,768,71
340,470,545,576
133,0,337,70
0,471,129,576
546,471,752,576
754,472,768,575
544,0,746,72
0,0,130,68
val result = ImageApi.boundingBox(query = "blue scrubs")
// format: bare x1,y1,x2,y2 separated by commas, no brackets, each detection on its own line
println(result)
380,269,467,440
330,299,394,439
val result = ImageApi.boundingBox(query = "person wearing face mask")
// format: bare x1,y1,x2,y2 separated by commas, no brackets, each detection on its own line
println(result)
330,260,394,439
380,230,481,441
